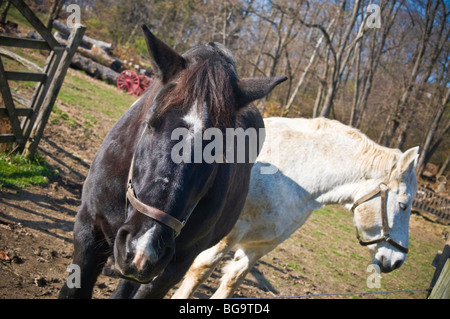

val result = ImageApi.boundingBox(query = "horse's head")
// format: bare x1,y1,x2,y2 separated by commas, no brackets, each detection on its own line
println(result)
352,146,419,273
114,25,286,283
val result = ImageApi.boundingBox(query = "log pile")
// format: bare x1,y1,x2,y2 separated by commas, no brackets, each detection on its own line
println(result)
51,20,122,85
27,20,151,86
70,53,119,85
52,20,113,52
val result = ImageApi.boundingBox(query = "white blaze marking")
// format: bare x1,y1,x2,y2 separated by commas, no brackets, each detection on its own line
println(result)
183,101,203,134
131,225,157,270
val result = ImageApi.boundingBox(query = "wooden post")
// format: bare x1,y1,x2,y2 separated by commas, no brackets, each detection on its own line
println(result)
427,237,450,298
23,24,86,158
428,259,450,299
20,48,63,146
0,91,11,152
0,56,25,144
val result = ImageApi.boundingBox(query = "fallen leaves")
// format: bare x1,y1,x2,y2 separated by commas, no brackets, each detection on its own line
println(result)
0,249,10,261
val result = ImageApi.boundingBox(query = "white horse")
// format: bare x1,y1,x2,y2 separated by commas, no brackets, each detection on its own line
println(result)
172,117,419,299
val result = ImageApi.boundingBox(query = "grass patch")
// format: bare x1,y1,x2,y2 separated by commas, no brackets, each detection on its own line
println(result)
50,104,69,123
0,153,57,190
2,49,136,191
57,71,136,121
1,2,47,32
264,204,443,299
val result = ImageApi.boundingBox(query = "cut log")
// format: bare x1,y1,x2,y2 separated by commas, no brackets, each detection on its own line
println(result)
54,31,122,71
52,20,113,52
70,53,119,85
54,32,122,71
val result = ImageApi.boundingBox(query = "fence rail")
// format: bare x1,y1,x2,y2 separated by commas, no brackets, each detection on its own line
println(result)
412,186,450,221
0,0,85,158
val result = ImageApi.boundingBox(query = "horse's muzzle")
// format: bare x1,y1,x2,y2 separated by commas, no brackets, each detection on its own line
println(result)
372,248,406,273
114,223,175,283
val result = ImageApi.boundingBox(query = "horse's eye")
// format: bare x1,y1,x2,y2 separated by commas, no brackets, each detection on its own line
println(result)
399,202,408,211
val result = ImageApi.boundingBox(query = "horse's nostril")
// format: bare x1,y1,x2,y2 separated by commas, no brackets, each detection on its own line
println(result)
117,227,129,244
379,255,386,268
126,251,134,264
392,259,402,270
115,227,134,264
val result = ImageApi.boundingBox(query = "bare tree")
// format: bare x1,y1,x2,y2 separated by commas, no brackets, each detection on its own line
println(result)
395,2,450,150
378,0,440,146
319,0,364,118
417,87,450,175
26,0,449,171
1,0,11,24
45,0,65,30
283,19,335,114
350,0,402,127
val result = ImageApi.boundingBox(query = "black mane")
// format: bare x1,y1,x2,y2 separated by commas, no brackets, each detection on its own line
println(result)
150,43,239,129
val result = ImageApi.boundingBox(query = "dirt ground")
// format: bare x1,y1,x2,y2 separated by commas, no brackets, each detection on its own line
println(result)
0,71,449,299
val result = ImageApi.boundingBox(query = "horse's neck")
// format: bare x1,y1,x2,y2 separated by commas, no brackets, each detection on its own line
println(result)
308,153,395,208
314,177,384,208
262,118,399,211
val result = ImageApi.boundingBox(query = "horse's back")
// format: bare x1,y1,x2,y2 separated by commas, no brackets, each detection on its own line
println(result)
235,117,348,245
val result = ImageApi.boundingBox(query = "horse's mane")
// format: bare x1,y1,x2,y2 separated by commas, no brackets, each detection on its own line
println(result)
311,118,401,178
151,57,238,129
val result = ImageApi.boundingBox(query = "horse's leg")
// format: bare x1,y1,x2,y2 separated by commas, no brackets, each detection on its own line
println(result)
211,244,270,299
59,209,110,299
110,279,140,299
171,236,238,299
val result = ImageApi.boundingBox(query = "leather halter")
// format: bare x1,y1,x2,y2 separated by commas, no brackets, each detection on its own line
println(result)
126,185,184,235
351,182,409,254
125,125,186,237
125,122,225,237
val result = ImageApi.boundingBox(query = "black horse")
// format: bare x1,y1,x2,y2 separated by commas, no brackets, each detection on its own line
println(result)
59,25,286,298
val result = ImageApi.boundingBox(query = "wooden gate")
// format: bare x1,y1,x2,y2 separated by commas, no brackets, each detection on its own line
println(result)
412,186,450,221
0,0,85,158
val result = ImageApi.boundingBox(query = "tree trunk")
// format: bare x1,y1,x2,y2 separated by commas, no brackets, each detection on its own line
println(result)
380,0,439,146
284,19,335,114
394,1,448,150
417,87,450,174
250,23,271,77
349,37,362,126
313,84,324,118
1,0,11,24
354,0,401,128
319,0,362,118
438,151,450,177
320,81,337,118
45,0,63,30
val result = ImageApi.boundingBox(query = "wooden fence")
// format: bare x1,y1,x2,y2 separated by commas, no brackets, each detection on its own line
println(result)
412,186,450,221
0,0,85,158
428,237,450,299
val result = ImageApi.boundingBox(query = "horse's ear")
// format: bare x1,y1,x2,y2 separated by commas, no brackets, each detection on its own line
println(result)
236,76,288,107
391,146,419,178
141,24,186,83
